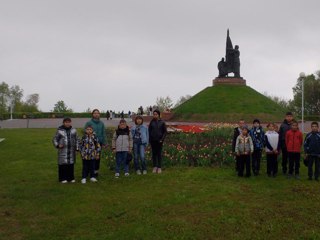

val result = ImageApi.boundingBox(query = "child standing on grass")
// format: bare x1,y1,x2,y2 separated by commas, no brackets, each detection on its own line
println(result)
235,127,253,177
232,119,246,173
249,119,265,176
148,110,167,174
279,112,294,175
84,109,106,178
264,123,280,177
112,119,133,178
79,125,101,184
52,118,78,183
131,116,149,175
285,120,303,179
304,122,320,181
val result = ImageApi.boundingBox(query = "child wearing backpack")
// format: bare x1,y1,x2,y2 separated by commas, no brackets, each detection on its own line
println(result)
112,119,133,178
304,122,320,181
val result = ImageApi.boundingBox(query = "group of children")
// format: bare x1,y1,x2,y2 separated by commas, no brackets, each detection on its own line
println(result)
233,112,320,180
52,109,167,183
53,110,320,183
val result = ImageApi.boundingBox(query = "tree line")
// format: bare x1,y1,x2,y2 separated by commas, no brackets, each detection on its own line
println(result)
1,70,320,118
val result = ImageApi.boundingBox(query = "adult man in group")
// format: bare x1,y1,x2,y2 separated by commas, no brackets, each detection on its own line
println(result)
279,112,294,175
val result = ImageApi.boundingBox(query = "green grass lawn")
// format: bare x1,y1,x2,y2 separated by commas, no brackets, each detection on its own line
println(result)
173,85,287,122
1,129,320,240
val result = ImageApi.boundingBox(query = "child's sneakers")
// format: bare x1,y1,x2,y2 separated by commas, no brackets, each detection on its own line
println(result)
90,177,98,182
143,170,147,175
70,179,76,183
157,168,162,174
152,167,157,173
124,173,130,177
136,170,142,175
81,178,86,184
115,173,120,178
61,180,68,184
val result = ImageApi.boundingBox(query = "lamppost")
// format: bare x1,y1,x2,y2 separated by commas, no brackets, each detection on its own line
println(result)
299,72,305,133
5,96,14,120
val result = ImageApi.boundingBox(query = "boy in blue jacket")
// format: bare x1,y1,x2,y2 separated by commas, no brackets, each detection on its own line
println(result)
304,122,320,181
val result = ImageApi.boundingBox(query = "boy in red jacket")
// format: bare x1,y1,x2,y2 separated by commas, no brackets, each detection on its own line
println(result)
285,121,303,179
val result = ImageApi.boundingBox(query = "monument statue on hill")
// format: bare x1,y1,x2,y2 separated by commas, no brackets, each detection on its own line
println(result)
218,29,241,78
213,29,246,86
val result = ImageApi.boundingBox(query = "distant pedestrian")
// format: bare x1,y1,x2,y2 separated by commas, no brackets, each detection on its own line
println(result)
106,110,110,120
285,120,303,179
84,109,106,178
112,119,133,178
79,125,101,184
235,126,253,177
52,118,78,183
148,110,167,174
264,123,280,177
249,119,265,176
120,111,124,119
304,122,320,181
279,112,294,175
131,116,149,175
232,119,246,172
110,110,113,120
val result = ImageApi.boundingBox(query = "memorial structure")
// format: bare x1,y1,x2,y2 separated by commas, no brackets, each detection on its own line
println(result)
213,29,246,86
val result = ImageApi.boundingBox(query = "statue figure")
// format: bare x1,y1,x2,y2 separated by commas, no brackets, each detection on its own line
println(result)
218,58,227,77
217,30,241,78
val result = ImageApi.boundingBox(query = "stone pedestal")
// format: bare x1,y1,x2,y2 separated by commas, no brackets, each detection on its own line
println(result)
212,77,246,86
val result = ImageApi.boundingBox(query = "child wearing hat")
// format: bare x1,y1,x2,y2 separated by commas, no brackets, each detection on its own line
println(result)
112,119,133,178
52,118,79,183
235,126,254,177
249,119,265,176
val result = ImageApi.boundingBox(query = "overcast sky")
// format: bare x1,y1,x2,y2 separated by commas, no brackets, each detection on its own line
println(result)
1,0,319,112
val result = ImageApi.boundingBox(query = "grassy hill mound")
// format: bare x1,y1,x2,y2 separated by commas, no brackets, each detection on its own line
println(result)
173,85,287,122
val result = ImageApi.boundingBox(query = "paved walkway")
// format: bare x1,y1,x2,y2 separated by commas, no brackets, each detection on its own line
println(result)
0,118,314,132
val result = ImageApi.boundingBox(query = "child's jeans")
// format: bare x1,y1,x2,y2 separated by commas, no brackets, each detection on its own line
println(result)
133,143,147,171
288,152,300,175
116,151,129,174
238,154,251,177
308,156,320,180
82,160,95,178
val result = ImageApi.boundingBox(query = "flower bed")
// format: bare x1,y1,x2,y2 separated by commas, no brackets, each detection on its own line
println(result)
104,125,235,169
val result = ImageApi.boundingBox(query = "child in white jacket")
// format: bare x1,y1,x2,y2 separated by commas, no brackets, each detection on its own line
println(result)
264,123,280,177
